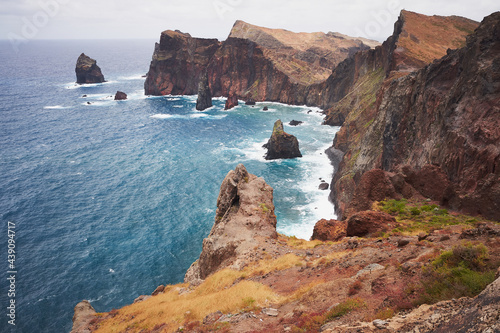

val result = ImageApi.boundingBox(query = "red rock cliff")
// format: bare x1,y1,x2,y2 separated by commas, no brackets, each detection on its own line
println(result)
330,12,500,221
145,21,377,103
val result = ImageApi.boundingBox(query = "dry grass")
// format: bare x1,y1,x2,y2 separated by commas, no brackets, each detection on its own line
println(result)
93,254,305,332
283,235,325,250
94,278,281,333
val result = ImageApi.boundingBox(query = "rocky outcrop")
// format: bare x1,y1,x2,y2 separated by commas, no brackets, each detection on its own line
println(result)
346,211,397,237
114,91,127,100
75,53,105,84
185,164,277,284
196,72,212,111
144,30,220,95
263,120,302,160
224,94,239,110
70,300,96,333
311,219,346,241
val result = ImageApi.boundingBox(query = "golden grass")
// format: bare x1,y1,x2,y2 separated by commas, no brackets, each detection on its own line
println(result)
284,235,324,249
94,278,281,333
93,254,305,333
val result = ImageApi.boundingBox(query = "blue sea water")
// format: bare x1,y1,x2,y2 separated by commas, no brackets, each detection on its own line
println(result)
0,39,339,332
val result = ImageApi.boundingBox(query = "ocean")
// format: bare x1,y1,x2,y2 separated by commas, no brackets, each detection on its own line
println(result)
0,39,339,332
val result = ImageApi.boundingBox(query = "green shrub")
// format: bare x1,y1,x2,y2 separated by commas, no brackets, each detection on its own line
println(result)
417,242,495,305
410,207,421,216
380,199,408,215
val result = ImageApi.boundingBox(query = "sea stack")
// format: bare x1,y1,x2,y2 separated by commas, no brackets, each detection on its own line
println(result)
195,72,212,111
264,120,302,160
224,94,238,110
75,53,105,84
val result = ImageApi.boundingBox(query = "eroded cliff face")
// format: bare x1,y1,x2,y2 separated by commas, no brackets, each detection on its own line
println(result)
145,21,378,103
144,30,220,95
327,11,493,220
332,13,500,220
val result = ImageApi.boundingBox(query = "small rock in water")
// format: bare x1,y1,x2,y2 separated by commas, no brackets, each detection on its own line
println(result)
319,183,329,190
289,120,303,126
263,106,269,111
114,91,127,100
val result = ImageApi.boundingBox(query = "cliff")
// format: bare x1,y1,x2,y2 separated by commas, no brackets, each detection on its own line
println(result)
144,30,220,95
326,11,492,219
145,21,378,103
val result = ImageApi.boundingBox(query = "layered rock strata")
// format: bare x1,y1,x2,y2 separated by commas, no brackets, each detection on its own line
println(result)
75,53,105,84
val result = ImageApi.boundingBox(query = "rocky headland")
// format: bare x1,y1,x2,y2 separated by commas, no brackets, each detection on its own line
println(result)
144,20,378,103
72,9,500,333
75,53,105,84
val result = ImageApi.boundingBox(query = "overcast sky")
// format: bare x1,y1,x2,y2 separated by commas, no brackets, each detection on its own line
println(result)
1,0,498,43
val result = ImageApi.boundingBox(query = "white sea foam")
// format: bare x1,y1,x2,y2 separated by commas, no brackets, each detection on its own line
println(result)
64,81,117,89
119,74,146,80
150,113,227,120
44,105,71,109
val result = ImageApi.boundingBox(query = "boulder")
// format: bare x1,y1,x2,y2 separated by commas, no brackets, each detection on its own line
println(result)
196,71,212,111
152,285,165,296
114,91,127,100
185,164,277,283
75,53,105,84
319,182,329,190
263,106,269,111
224,94,238,110
346,211,396,237
289,120,303,126
245,98,256,105
311,219,346,241
263,120,302,160
70,300,97,333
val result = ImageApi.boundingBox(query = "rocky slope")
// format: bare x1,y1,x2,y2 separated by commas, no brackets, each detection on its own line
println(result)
72,164,499,333
75,53,105,84
145,21,377,103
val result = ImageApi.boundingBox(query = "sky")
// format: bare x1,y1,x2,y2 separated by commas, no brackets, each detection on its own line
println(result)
1,0,498,43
